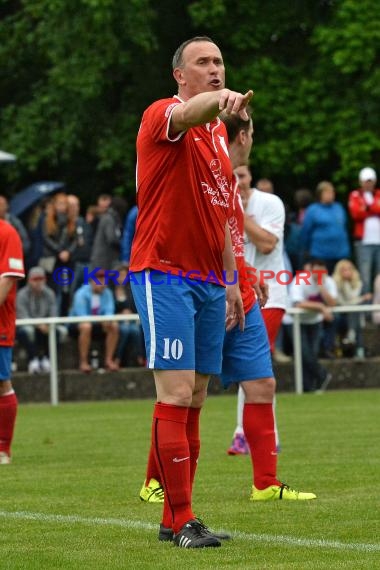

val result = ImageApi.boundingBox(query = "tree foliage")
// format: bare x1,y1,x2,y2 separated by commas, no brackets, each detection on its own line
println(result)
1,0,380,206
189,0,380,198
0,0,157,200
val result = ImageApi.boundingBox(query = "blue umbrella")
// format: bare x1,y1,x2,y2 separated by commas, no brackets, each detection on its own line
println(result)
9,181,65,217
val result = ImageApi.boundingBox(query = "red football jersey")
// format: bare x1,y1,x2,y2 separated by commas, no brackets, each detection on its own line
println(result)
228,175,255,314
130,96,233,284
0,220,25,346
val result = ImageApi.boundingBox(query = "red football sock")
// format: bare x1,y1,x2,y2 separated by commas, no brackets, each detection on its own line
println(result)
243,402,280,489
0,392,18,456
186,407,201,491
152,402,194,533
145,443,161,485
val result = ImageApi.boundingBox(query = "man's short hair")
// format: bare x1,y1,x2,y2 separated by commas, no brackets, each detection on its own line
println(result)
310,258,327,268
221,109,252,144
172,36,215,70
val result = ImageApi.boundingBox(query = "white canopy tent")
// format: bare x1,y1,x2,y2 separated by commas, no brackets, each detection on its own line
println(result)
0,150,17,162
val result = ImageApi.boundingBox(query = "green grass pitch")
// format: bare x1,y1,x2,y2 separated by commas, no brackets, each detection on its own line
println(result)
1,390,379,569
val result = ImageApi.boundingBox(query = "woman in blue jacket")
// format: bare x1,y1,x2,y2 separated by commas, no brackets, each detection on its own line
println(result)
301,181,350,274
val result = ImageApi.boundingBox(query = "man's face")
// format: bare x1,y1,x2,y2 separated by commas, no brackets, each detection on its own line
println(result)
28,276,46,292
91,276,106,294
174,41,225,100
235,165,252,192
97,197,111,213
256,180,274,194
311,264,327,284
240,120,254,165
360,179,376,193
67,196,80,217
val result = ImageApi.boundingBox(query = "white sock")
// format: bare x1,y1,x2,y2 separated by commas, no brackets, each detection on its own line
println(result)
233,385,245,436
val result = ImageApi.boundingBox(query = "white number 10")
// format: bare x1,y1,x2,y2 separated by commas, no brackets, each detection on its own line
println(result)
163,338,184,360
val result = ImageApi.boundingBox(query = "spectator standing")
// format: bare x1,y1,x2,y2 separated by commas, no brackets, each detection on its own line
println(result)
97,194,112,215
90,196,127,271
243,180,287,341
41,193,77,315
0,220,25,464
284,188,314,272
89,194,112,239
69,270,119,373
348,167,380,294
290,259,337,392
24,202,46,268
67,195,93,295
121,205,138,265
16,266,67,374
301,181,350,275
0,194,31,259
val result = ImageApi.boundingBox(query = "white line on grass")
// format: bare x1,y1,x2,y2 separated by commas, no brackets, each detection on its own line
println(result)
0,510,379,553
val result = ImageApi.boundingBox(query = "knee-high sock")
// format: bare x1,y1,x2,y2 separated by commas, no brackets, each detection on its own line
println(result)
0,391,18,455
186,407,201,491
243,402,280,489
145,443,161,484
152,403,194,533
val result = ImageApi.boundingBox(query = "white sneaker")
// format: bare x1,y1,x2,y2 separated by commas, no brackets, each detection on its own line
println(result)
28,357,41,374
40,356,51,373
273,349,292,363
0,451,11,465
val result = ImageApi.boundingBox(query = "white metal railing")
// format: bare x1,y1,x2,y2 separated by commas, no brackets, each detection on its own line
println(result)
15,305,380,405
287,304,380,394
15,314,140,406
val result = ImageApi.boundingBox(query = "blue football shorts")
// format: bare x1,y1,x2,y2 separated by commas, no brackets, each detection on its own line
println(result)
0,347,13,381
220,301,273,388
130,270,226,374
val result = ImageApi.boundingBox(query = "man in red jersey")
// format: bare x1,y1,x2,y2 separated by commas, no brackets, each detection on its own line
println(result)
0,219,25,464
139,111,316,523
221,114,315,500
130,36,252,548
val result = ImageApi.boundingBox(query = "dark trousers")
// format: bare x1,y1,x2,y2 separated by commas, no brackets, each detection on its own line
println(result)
301,322,327,392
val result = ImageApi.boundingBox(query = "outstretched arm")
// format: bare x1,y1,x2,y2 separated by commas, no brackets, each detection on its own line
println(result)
170,89,253,136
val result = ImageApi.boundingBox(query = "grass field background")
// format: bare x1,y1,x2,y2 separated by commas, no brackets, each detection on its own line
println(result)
1,389,379,569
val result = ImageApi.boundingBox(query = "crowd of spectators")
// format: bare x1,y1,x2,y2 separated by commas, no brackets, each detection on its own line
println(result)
3,165,380,374
2,192,144,374
281,166,380,363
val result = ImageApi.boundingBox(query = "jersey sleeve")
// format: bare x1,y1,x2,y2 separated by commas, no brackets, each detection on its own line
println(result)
145,99,184,144
260,196,285,240
0,225,25,278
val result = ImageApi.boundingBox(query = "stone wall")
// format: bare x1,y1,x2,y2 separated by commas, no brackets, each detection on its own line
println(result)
11,358,380,403
11,322,380,403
